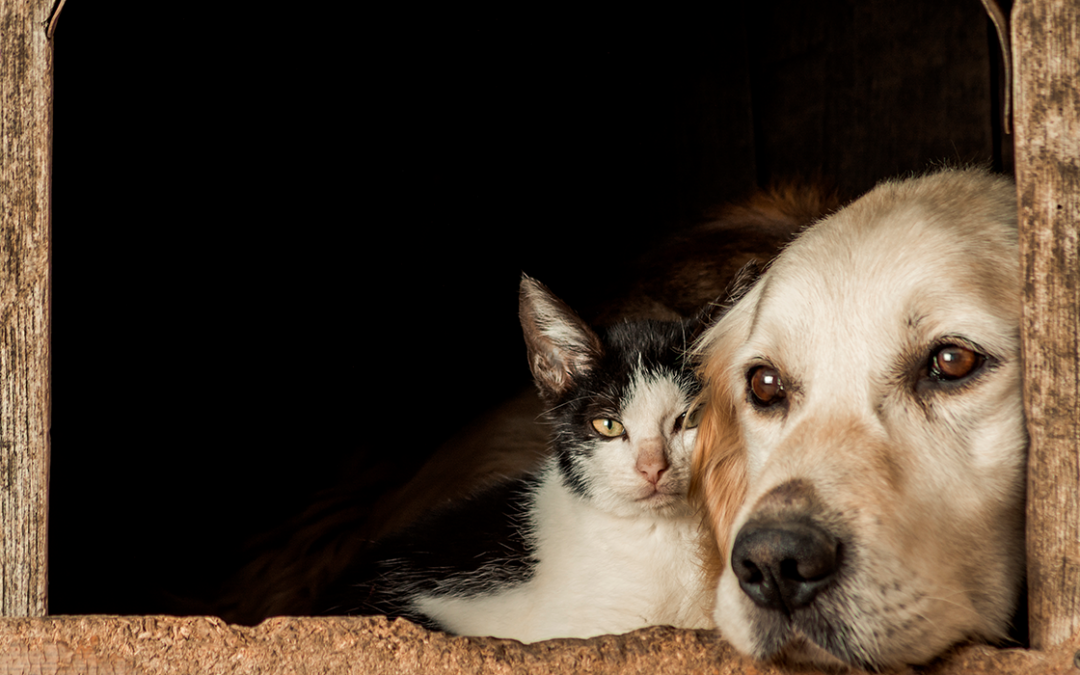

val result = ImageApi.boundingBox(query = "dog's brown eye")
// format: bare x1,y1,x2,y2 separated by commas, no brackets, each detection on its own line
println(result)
929,344,984,381
749,366,786,407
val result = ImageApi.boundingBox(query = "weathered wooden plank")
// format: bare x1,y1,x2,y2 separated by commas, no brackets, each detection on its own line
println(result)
0,616,1074,675
1013,0,1080,652
0,0,54,617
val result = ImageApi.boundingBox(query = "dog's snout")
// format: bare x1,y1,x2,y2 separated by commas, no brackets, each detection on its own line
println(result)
732,520,839,613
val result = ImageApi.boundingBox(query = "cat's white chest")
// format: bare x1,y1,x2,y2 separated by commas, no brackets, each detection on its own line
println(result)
412,475,714,642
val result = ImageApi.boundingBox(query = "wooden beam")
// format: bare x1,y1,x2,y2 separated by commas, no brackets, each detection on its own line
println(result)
0,0,54,617
0,616,1075,675
1013,0,1080,651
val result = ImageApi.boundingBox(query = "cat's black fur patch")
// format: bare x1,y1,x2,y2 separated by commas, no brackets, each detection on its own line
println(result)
316,475,539,627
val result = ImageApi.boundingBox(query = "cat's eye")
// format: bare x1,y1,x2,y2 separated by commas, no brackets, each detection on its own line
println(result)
591,418,625,437
748,365,786,407
683,406,703,430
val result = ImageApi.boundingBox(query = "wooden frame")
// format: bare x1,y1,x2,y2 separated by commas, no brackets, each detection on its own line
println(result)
0,615,1076,675
1014,0,1080,651
0,0,52,620
1,0,1077,671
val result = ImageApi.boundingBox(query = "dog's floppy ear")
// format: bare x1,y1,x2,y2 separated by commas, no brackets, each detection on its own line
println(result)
689,287,758,578
519,273,603,404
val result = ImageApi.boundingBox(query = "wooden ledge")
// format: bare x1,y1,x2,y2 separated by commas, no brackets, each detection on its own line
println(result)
0,615,1075,675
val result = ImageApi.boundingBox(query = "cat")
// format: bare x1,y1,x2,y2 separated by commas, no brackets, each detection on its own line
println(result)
314,274,716,642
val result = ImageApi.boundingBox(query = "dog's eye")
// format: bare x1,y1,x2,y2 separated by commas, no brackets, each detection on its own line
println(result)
928,344,985,381
591,418,625,437
748,366,786,407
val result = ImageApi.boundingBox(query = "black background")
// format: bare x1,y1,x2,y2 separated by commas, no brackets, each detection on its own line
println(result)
48,2,1007,614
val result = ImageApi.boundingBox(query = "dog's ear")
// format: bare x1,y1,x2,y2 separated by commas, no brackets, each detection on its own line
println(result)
689,286,758,577
519,273,603,403
689,387,747,584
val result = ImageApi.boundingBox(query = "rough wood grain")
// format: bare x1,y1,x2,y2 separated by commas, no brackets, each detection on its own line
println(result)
0,0,53,617
0,616,1074,675
1013,0,1080,652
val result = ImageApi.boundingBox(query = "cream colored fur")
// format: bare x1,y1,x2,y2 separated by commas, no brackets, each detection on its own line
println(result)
693,168,1025,669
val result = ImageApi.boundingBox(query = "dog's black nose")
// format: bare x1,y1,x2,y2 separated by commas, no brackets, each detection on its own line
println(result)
731,520,839,613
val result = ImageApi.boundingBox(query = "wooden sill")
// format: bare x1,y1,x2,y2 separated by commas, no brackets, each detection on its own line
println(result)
0,615,1075,675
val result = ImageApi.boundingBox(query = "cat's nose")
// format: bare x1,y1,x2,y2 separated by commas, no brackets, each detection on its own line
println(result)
635,443,669,485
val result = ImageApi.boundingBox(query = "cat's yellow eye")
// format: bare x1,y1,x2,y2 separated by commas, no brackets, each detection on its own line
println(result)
591,418,625,437
684,405,703,430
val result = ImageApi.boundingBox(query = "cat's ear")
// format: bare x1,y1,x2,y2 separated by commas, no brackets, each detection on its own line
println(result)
519,274,603,402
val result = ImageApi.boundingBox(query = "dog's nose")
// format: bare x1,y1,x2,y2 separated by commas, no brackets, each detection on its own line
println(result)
731,520,839,613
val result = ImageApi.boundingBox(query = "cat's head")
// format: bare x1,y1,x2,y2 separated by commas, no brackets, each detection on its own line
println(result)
519,274,710,519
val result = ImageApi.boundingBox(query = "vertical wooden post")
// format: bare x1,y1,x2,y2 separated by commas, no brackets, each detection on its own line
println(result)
1013,0,1080,651
0,0,54,616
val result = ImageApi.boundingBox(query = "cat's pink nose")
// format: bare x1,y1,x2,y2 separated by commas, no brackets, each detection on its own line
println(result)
636,445,669,485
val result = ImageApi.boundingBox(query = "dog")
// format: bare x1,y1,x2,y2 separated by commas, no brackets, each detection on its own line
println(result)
691,167,1025,669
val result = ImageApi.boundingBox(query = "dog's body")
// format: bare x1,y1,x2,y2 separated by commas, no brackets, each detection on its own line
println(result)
693,168,1025,669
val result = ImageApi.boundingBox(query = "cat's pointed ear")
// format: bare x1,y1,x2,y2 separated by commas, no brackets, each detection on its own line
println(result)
519,274,603,402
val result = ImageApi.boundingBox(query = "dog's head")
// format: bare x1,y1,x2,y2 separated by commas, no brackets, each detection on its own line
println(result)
692,168,1025,669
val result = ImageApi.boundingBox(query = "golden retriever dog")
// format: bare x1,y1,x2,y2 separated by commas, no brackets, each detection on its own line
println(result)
692,167,1025,669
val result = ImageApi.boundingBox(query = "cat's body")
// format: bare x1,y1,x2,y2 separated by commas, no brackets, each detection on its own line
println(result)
316,276,715,641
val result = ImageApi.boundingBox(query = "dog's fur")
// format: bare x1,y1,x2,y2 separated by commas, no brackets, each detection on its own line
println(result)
691,168,1025,669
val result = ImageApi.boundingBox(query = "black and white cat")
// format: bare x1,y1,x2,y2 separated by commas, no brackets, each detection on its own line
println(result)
316,275,715,642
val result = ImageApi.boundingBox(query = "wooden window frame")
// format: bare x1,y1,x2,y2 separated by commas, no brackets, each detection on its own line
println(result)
1,0,1076,671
